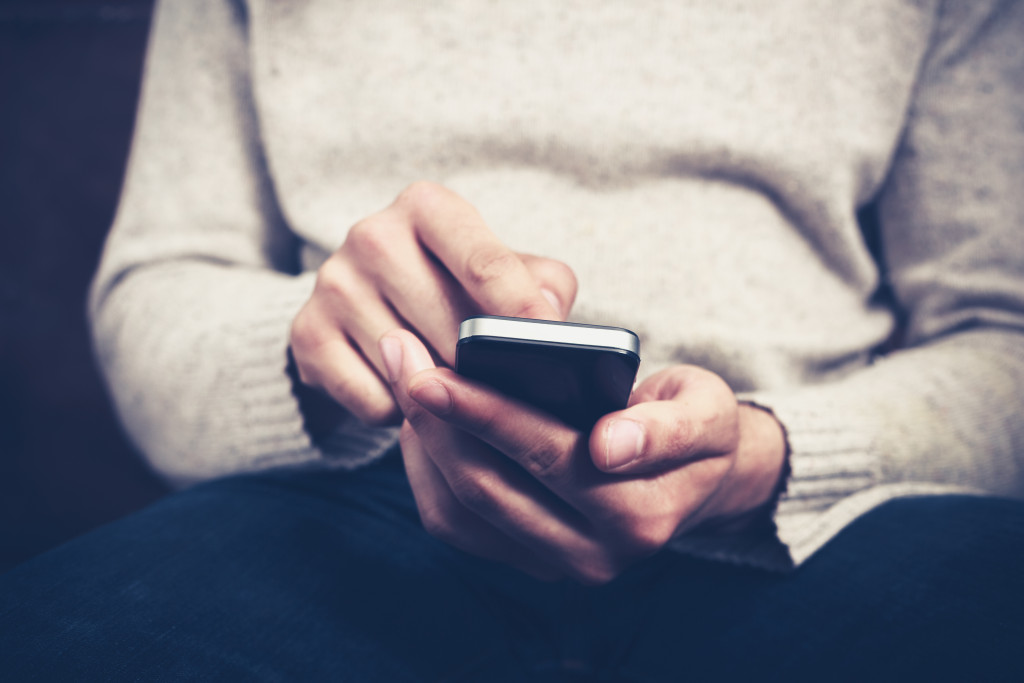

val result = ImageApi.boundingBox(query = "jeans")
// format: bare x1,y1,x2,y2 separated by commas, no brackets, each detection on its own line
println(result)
1,451,1022,682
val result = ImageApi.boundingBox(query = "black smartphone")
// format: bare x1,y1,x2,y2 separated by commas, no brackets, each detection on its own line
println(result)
455,316,641,431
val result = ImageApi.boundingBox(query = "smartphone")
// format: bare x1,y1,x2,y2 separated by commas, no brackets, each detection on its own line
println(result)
455,316,641,431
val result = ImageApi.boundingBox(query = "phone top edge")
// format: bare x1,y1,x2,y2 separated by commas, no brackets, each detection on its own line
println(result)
459,316,640,356
457,335,641,365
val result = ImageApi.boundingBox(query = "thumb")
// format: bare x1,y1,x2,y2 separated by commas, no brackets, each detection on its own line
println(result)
589,366,740,474
518,254,578,321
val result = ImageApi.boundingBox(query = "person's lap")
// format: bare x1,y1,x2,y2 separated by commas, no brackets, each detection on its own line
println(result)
1,452,1021,682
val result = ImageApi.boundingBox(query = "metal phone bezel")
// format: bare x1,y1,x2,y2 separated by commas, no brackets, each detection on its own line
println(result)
457,316,640,358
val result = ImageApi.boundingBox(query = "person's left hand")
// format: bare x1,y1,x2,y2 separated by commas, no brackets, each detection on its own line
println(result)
380,329,787,584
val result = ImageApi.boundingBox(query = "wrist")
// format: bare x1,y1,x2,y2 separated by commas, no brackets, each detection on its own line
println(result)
702,402,789,531
737,402,788,509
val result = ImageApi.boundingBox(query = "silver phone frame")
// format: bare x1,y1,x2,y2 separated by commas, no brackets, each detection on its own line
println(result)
458,316,640,357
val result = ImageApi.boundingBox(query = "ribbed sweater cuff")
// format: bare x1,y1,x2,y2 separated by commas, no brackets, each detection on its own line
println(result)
741,390,881,566
175,272,322,485
222,271,399,479
161,270,397,486
667,390,881,571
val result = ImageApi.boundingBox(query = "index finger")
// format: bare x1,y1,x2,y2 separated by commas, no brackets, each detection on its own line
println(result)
392,182,560,320
407,366,601,503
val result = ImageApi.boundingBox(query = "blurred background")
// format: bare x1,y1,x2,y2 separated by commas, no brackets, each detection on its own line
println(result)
0,0,167,571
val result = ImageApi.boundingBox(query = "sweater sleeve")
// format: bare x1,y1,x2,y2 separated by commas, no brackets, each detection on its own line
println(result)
89,0,396,487
671,0,1024,570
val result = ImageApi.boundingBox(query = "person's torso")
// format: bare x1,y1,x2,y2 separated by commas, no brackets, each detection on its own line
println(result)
245,0,937,389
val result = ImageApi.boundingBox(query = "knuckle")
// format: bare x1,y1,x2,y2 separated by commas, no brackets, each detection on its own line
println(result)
573,558,621,586
395,180,446,212
352,395,401,427
664,364,702,391
519,434,569,481
464,247,520,290
537,258,578,296
449,470,500,516
314,255,355,299
288,306,322,353
620,516,675,555
418,491,480,549
323,373,397,426
597,496,676,555
345,216,396,263
628,522,674,555
419,506,455,543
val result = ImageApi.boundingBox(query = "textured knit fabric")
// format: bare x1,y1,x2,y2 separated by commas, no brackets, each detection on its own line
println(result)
90,0,1024,570
3,458,1024,680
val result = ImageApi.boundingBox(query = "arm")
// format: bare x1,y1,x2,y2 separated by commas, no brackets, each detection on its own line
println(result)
379,0,1024,576
90,0,350,486
92,0,575,486
703,0,1024,567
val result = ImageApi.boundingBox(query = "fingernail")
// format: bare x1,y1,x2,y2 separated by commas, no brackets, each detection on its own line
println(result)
541,288,562,319
379,335,402,383
410,380,452,415
604,419,645,470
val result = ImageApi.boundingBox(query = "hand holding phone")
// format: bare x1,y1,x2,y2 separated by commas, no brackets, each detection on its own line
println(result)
289,182,574,426
455,316,640,431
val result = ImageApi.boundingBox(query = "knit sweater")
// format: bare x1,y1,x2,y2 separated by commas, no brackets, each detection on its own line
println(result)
90,0,1024,570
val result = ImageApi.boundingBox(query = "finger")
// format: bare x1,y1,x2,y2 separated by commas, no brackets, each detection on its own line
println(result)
392,182,560,321
402,348,737,554
313,256,413,376
404,364,596,504
590,366,740,474
381,329,600,574
399,423,564,581
518,254,578,321
343,212,475,366
289,301,400,425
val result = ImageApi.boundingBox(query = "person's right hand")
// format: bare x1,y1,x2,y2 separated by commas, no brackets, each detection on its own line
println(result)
289,181,578,425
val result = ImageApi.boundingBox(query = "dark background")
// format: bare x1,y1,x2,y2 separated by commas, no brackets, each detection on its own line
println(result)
0,0,166,571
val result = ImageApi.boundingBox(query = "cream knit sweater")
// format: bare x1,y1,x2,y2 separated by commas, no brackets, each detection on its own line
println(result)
91,0,1024,569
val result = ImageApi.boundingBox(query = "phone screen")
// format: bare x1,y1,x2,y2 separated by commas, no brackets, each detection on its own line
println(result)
456,318,640,431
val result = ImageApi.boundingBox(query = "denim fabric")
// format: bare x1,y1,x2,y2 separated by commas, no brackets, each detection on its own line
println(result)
1,452,1022,682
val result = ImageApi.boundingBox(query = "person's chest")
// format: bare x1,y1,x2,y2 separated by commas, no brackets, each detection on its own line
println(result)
245,0,934,244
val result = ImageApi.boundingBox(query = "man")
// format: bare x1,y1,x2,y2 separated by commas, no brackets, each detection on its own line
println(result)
2,1,1022,679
